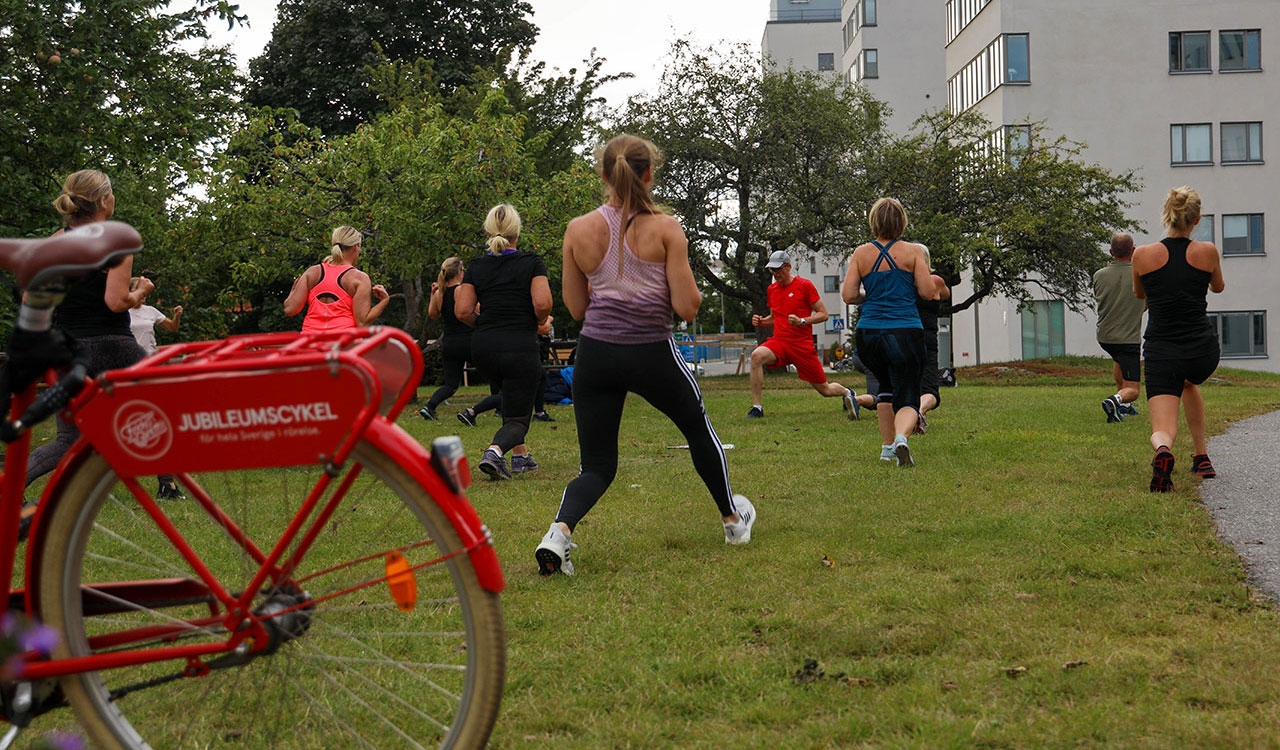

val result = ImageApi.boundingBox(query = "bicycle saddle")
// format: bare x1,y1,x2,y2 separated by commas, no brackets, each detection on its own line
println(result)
0,221,142,290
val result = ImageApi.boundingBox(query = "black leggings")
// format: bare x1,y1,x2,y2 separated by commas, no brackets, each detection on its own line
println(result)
856,327,925,413
27,334,145,486
556,335,737,531
425,336,473,412
471,345,541,453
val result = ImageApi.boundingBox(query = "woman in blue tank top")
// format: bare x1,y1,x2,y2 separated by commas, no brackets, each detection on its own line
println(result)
842,198,938,467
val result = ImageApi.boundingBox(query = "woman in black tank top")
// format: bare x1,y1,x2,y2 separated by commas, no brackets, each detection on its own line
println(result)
419,257,474,420
1132,186,1226,492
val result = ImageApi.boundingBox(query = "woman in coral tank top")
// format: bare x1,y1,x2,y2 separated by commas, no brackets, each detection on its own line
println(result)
283,225,389,332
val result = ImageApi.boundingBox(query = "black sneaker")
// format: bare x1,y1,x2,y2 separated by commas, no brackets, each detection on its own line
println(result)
746,406,764,419
1191,454,1217,479
478,449,511,480
1150,448,1175,493
1102,396,1122,423
456,409,477,427
531,411,555,422
419,406,438,421
157,480,186,501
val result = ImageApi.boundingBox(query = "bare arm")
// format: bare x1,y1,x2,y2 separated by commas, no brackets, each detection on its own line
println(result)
362,284,390,325
106,257,150,312
665,219,702,322
790,298,828,327
562,220,590,321
157,305,182,332
455,283,479,326
1131,254,1146,299
283,265,320,316
841,247,865,305
1206,246,1226,294
751,312,775,328
427,282,444,319
932,275,951,300
912,245,937,299
531,275,553,325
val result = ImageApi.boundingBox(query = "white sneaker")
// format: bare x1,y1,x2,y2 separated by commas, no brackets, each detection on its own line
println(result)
879,445,894,462
535,523,577,576
894,437,914,468
723,495,756,545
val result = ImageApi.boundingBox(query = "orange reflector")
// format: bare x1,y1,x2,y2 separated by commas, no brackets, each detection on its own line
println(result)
385,551,417,612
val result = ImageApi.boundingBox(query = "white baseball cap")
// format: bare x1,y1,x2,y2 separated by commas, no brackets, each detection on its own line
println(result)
765,251,792,269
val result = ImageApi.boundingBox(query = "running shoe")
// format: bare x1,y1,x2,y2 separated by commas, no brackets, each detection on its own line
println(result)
478,449,511,480
842,388,860,421
1150,448,1175,492
511,454,539,474
531,411,555,422
913,412,929,435
419,406,438,421
723,495,756,545
1101,396,1122,423
1191,454,1217,479
894,437,914,468
535,523,577,576
745,406,764,419
156,480,186,501
879,445,894,462
1119,402,1140,417
456,408,477,427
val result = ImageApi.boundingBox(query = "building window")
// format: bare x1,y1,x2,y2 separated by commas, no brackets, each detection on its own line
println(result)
818,52,835,71
1208,311,1267,357
1021,301,1065,359
823,275,839,293
1222,213,1264,255
1220,29,1262,71
1192,214,1215,243
863,0,876,26
1169,31,1211,72
809,257,817,274
862,49,879,79
1221,122,1263,163
1005,34,1030,82
946,0,992,45
1171,123,1212,165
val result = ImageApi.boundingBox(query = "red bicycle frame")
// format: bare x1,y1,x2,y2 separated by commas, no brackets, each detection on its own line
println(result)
1,326,503,682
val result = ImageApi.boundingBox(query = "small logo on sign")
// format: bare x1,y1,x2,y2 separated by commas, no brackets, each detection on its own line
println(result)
114,400,173,461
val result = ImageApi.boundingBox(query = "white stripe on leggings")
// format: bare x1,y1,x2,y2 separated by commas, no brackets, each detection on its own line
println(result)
665,339,736,514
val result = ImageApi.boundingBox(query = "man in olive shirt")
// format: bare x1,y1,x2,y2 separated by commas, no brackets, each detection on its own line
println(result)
1093,233,1146,422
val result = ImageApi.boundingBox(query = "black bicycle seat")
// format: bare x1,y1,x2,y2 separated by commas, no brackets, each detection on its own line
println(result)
0,221,142,290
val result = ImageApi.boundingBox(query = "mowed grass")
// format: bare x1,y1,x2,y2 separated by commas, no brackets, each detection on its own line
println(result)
402,357,1280,749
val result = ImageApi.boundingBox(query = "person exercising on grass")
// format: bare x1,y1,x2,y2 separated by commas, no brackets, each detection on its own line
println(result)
746,250,858,420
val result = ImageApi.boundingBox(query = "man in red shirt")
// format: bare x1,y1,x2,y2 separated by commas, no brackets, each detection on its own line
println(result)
746,251,858,419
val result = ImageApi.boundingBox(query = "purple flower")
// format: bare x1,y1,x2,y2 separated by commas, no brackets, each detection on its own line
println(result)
18,622,59,656
0,611,16,637
40,731,88,750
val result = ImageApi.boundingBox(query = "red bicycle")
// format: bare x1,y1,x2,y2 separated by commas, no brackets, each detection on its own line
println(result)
0,222,505,749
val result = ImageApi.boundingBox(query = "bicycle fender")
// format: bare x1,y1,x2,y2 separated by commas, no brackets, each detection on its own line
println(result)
363,418,506,594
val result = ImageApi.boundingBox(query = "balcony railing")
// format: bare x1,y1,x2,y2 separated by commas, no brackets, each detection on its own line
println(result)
769,8,841,23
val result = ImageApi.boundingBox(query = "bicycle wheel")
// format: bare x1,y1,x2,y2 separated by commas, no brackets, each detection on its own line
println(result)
36,441,504,749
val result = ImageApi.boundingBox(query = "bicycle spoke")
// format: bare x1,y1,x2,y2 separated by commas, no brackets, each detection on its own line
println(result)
294,641,451,732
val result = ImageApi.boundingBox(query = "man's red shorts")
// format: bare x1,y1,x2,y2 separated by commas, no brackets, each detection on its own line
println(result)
761,338,827,384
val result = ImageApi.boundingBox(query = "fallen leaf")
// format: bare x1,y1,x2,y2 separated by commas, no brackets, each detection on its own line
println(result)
1063,660,1088,670
940,680,959,691
1014,593,1037,600
1245,540,1265,545
842,676,875,688
821,555,836,568
1002,666,1028,678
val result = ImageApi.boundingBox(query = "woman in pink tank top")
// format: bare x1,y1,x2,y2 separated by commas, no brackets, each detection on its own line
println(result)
533,134,756,577
283,225,390,332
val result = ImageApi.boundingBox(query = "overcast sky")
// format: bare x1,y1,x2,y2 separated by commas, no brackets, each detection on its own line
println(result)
209,0,773,106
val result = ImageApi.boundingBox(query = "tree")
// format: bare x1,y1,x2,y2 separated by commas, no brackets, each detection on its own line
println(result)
244,0,537,135
881,110,1142,313
0,0,244,238
624,41,888,318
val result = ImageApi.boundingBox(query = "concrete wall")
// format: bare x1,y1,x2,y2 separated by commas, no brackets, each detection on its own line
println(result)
842,0,947,133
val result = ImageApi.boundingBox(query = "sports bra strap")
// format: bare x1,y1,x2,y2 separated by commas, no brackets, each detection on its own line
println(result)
870,239,900,273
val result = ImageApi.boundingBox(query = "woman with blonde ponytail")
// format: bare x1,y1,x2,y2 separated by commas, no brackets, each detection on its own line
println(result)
1132,186,1226,492
419,257,480,421
454,204,553,479
532,134,754,577
284,225,390,332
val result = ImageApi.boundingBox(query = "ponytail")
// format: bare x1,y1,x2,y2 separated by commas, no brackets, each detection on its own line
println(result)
599,134,662,278
328,225,362,264
53,169,112,224
438,256,463,289
483,204,521,254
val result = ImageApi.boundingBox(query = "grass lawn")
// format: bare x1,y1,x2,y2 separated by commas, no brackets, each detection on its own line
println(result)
402,356,1280,748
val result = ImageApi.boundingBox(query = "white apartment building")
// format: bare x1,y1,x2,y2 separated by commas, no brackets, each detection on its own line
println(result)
766,0,1278,372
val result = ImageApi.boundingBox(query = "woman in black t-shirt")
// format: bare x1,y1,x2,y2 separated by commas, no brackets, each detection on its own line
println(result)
420,257,472,421
455,204,553,479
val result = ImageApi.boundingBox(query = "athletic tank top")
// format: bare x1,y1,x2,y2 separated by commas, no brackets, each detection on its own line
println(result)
1141,237,1218,359
857,241,922,330
579,205,674,345
440,284,471,339
301,263,356,333
56,268,131,338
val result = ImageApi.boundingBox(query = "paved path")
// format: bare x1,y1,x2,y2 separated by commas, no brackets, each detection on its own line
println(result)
1201,410,1280,602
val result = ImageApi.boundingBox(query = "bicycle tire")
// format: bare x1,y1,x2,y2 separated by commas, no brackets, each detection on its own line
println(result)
36,442,504,749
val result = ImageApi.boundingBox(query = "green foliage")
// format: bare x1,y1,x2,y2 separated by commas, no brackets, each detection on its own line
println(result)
244,0,537,136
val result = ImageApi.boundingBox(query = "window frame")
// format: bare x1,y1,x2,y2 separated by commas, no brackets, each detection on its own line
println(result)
1219,29,1262,72
1221,213,1265,256
817,52,835,71
1168,30,1211,73
1220,121,1263,164
1020,300,1065,359
862,48,879,79
1191,214,1215,244
1170,123,1214,166
863,0,876,26
1004,33,1031,83
823,275,840,293
1207,310,1268,357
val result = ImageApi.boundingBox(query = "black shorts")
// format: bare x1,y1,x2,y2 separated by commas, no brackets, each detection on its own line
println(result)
921,332,941,405
1100,341,1141,383
855,327,925,413
1144,351,1219,399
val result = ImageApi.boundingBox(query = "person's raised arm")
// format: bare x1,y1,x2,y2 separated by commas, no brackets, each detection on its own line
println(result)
158,305,182,332
841,247,865,305
562,218,590,321
427,281,444,319
793,297,828,327
283,265,319,316
455,284,479,327
1206,244,1226,294
106,257,150,312
531,275,553,325
912,244,937,299
665,218,702,322
932,274,951,301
